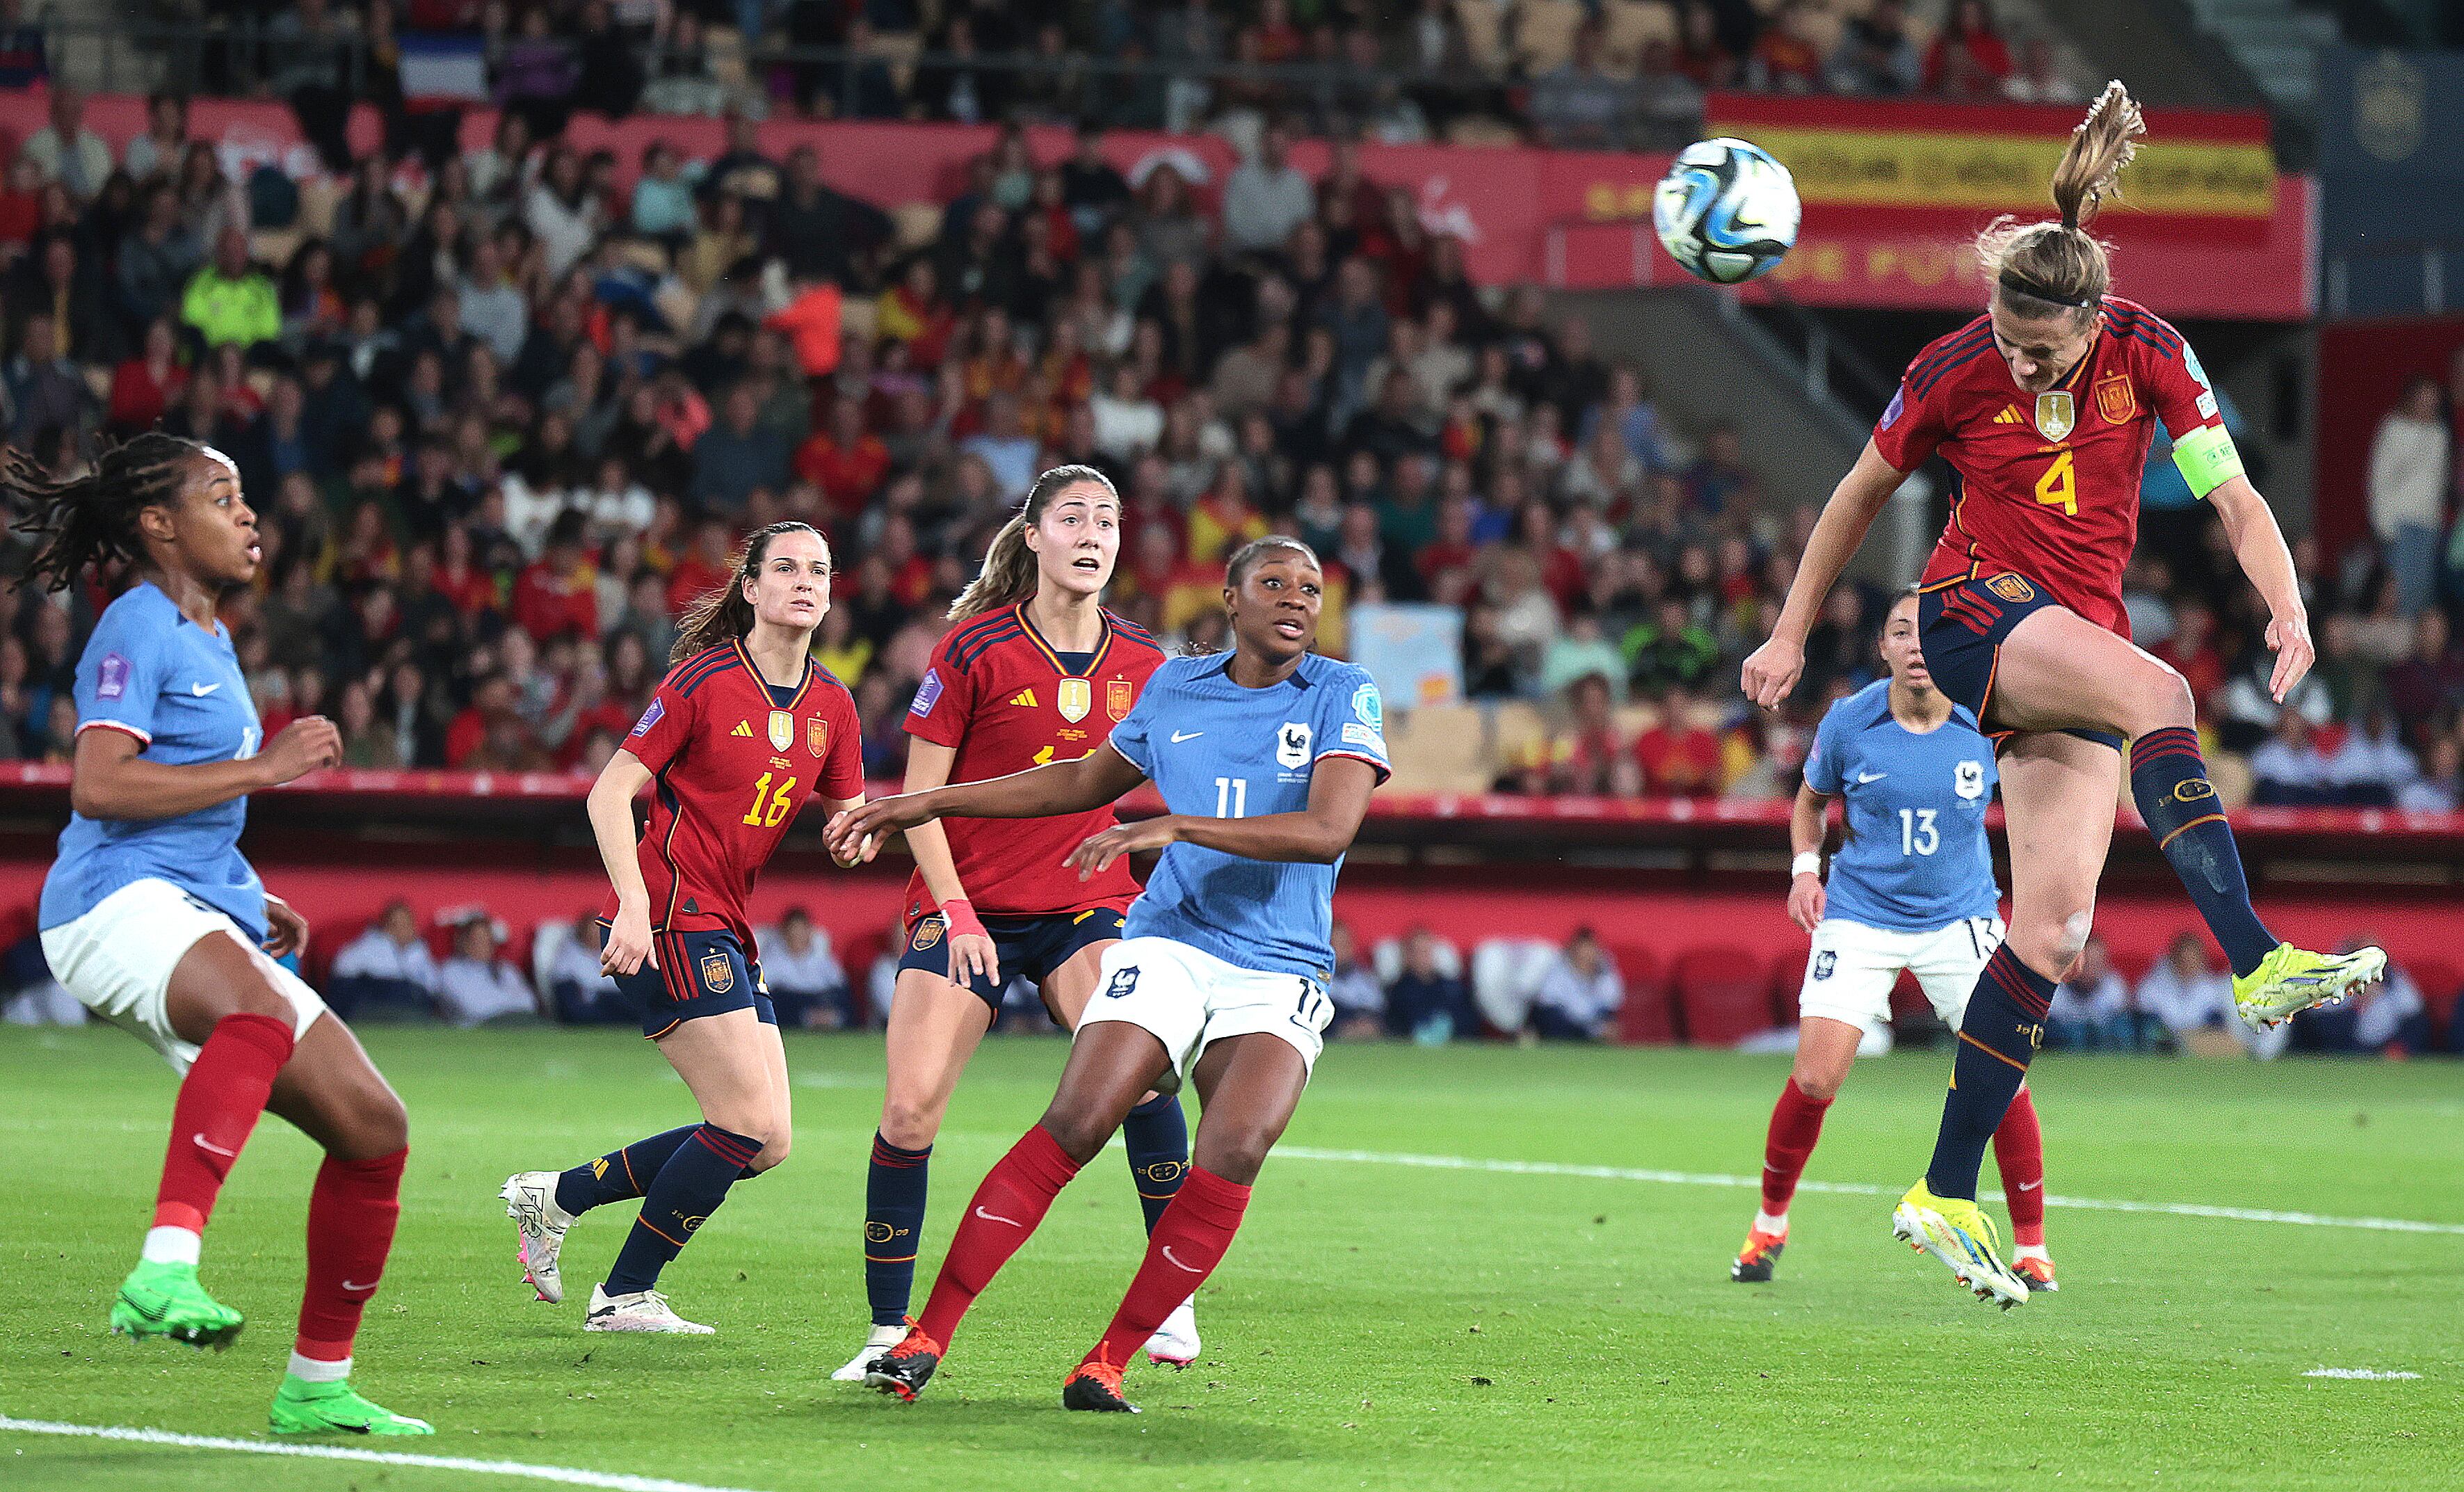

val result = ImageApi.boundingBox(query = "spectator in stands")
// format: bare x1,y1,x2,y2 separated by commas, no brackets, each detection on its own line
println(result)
2370,375,2449,620
2248,709,2337,807
2294,939,2426,1056
0,0,46,90
1385,926,1472,1043
22,84,111,202
1747,1,1826,95
2002,34,2082,104
2400,732,2461,811
1326,921,1386,1041
180,228,280,351
759,907,853,1029
328,901,443,1021
436,916,540,1027
1924,0,2014,98
2329,703,2419,807
2047,936,2135,1051
1223,122,1316,257
1671,1,1739,88
2385,609,2464,756
1830,0,1921,95
6,312,94,442
1530,20,1629,152
1531,927,1622,1041
2137,931,2280,1058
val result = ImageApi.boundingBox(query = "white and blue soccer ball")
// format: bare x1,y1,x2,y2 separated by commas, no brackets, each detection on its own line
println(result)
1652,138,1801,285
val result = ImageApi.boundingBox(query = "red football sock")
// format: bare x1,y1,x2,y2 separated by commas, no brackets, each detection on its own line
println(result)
913,1125,1082,1348
295,1148,406,1362
1085,1164,1250,1372
1758,1077,1833,1220
153,1013,296,1234
1994,1086,2047,1249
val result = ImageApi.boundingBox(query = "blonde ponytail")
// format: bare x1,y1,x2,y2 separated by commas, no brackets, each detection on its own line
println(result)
1976,80,2147,320
946,463,1120,623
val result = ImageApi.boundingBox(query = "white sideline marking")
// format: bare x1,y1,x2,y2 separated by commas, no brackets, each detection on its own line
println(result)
2303,1367,2422,1380
1272,1146,2464,1237
0,1417,767,1491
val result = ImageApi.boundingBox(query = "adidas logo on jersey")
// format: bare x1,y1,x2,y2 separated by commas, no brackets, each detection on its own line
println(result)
1993,405,2026,425
1009,688,1039,708
732,721,753,737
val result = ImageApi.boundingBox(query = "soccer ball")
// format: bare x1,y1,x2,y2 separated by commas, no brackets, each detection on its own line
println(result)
1652,138,1801,285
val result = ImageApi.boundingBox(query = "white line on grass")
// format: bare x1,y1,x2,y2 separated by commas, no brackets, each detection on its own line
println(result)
1271,1146,2464,1237
0,1417,768,1492
2303,1367,2422,1380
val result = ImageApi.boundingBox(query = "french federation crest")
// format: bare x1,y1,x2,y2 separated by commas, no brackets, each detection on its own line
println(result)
809,717,828,757
2095,374,2136,426
1057,677,1091,723
767,709,794,751
2032,390,2075,442
1107,678,1133,721
1278,721,1312,769
700,952,735,994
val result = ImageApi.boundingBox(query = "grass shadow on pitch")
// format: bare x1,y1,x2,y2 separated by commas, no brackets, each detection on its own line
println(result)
800,1387,1315,1466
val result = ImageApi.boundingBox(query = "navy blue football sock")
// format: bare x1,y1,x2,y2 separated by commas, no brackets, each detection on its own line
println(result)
862,1132,931,1327
556,1125,700,1217
1925,945,2055,1203
603,1123,760,1296
2129,727,2276,977
1122,1092,1190,1233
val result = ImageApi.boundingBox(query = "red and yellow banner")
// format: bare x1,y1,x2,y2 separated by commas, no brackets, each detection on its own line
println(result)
1704,93,2278,220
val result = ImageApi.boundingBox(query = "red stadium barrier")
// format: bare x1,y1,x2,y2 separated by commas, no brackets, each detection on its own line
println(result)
1668,945,1779,1046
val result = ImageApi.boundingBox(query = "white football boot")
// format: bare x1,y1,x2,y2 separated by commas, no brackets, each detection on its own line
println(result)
1143,1295,1201,1367
583,1283,715,1334
831,1322,910,1381
500,1171,574,1305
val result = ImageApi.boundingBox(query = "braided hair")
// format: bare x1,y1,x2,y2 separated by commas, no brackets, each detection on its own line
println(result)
7,433,214,593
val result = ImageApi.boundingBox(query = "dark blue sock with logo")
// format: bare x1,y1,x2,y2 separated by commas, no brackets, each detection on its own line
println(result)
1926,945,2055,1203
863,1132,931,1326
603,1123,761,1296
1122,1092,1190,1233
556,1125,699,1217
2129,726,2276,977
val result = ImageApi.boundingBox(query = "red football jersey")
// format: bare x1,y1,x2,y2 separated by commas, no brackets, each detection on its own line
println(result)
901,604,1166,919
615,641,865,959
1878,297,2225,635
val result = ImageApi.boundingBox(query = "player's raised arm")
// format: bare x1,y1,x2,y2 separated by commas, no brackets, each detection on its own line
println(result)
1741,441,1909,710
1068,755,1380,876
824,743,1148,860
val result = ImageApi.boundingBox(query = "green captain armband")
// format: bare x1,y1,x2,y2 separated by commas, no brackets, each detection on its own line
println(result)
2171,422,2245,499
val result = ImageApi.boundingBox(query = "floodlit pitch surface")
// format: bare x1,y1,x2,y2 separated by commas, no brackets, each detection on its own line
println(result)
3,1027,2457,1490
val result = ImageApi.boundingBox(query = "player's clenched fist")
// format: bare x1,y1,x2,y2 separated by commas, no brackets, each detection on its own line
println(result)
1741,636,1805,712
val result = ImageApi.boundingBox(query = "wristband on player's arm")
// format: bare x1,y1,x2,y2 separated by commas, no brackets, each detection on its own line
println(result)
2172,423,2245,499
1791,851,1822,879
940,897,988,941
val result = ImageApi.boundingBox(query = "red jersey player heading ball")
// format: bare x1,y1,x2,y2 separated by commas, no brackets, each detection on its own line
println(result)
1743,81,2383,1308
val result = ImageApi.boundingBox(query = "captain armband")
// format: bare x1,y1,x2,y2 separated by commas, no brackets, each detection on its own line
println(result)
2171,423,2245,500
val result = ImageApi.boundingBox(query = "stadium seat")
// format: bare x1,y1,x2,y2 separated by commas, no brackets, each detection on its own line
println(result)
1488,700,1547,783
1386,703,1492,794
2410,958,2459,1049
1669,945,1776,1048
1608,943,1675,1044
1470,937,1555,1036
1769,949,1805,1028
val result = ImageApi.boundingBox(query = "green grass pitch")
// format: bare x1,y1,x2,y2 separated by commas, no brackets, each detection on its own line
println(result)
3,1026,2458,1491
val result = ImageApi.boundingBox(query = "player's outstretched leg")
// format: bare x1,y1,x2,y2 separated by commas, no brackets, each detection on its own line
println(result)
1122,1091,1199,1365
262,1010,431,1436
113,1008,296,1350
504,1126,700,1304
1994,1086,2055,1292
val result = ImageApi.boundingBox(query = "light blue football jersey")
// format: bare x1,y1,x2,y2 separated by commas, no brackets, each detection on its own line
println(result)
41,581,268,940
1106,651,1390,978
1803,680,1999,931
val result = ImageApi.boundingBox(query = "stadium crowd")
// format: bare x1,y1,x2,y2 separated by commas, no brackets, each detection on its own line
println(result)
124,0,2088,159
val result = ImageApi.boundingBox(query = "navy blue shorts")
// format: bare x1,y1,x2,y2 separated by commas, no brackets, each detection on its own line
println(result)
895,906,1128,1011
600,921,777,1040
1916,571,2125,754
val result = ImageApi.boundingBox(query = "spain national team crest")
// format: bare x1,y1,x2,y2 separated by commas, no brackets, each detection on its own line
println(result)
700,952,734,995
910,917,944,952
1106,678,1133,721
767,709,794,752
2095,373,2137,425
2032,390,2075,442
1988,573,2036,603
808,717,828,758
1056,677,1091,723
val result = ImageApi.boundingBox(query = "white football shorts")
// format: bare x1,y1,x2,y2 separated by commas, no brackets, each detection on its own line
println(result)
40,877,325,1075
1079,936,1334,1080
1797,915,2006,1037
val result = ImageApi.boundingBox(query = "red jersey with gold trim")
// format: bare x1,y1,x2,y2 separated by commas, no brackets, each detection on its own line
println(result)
1878,297,2225,635
902,604,1166,918
614,641,864,958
